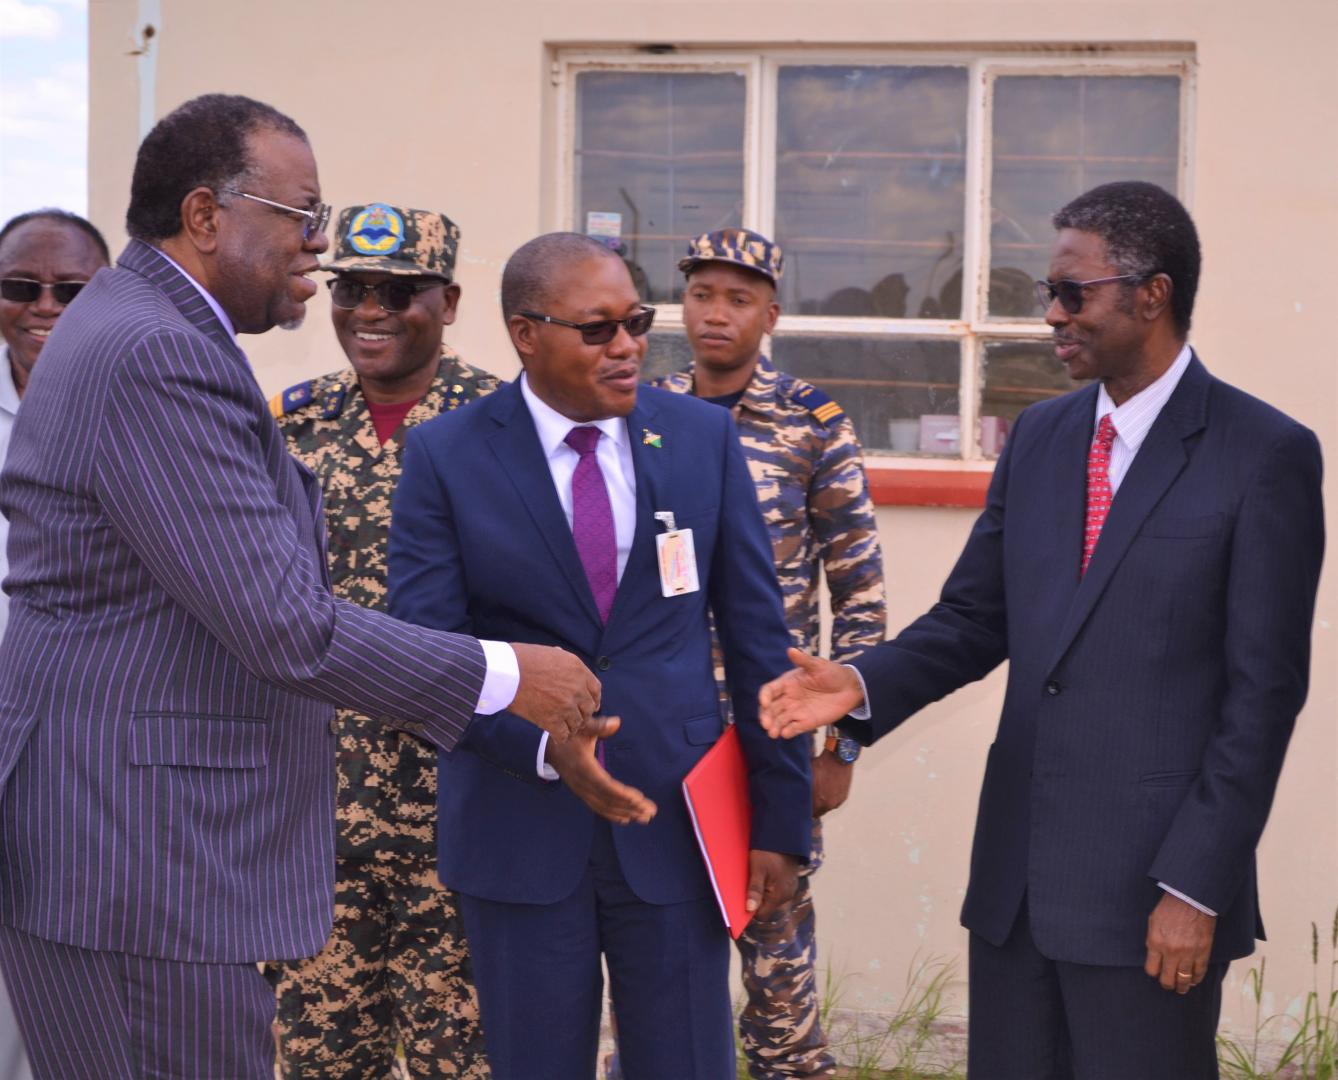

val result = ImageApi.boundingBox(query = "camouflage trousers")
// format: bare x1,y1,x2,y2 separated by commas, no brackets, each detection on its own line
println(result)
266,855,489,1079
735,849,835,1080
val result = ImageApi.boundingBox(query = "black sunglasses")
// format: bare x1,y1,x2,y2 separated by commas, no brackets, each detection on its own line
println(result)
327,278,445,312
0,278,88,305
519,306,656,346
1034,274,1146,315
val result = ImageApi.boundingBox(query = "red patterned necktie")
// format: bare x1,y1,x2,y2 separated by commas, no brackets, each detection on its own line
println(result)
1082,413,1117,576
564,426,617,623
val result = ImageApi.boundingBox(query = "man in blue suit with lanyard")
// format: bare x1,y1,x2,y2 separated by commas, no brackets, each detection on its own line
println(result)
388,231,812,1079
760,182,1324,1080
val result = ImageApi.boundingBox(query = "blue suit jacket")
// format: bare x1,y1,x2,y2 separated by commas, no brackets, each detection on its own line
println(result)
848,356,1324,966
388,380,812,906
0,241,488,963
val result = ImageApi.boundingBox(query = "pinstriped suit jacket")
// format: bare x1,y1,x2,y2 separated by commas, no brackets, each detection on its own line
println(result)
846,356,1325,967
0,240,487,964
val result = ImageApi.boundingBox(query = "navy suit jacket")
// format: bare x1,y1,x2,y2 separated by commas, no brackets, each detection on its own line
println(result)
847,356,1324,967
388,379,811,906
0,241,489,963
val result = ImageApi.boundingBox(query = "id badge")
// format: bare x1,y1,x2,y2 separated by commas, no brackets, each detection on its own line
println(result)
654,512,700,597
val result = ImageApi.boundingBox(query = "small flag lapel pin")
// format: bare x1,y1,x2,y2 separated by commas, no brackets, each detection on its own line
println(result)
642,429,663,448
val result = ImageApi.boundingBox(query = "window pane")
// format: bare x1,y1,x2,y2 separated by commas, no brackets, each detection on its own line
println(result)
775,66,969,319
641,331,693,382
979,339,1085,456
772,337,961,455
989,75,1180,317
576,72,746,304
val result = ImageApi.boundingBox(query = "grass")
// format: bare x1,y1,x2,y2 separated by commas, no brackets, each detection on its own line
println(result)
736,954,965,1080
1217,906,1338,1079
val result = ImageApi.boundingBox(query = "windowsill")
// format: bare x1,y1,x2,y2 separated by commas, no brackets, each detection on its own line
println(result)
867,460,993,508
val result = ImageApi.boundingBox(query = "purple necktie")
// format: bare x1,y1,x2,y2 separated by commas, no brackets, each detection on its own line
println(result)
564,426,617,624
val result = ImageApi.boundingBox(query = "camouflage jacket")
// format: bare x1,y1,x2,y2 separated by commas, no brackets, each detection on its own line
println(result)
656,355,886,662
272,347,499,860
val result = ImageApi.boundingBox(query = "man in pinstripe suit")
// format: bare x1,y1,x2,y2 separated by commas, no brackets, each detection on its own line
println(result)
0,94,600,1079
760,183,1325,1079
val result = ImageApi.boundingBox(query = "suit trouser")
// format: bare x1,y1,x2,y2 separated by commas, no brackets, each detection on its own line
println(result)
967,901,1225,1080
460,818,733,1080
0,924,274,1080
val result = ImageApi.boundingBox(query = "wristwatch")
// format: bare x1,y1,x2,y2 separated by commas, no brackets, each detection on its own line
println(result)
823,726,861,765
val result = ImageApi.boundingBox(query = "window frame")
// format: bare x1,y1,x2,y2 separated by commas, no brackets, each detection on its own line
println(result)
554,47,1196,501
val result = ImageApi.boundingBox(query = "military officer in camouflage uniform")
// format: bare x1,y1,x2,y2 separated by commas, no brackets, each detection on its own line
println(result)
266,204,498,1079
661,228,886,1079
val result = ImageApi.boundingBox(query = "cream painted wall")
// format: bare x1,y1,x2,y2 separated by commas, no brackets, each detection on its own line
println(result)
89,0,1336,1042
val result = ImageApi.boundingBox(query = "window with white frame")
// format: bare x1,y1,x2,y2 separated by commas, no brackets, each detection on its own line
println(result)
559,50,1190,464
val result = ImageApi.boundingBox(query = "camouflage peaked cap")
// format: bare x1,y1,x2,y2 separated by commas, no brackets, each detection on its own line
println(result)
321,203,460,281
678,227,783,285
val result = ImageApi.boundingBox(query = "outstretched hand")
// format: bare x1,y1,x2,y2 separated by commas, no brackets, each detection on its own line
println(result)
509,642,602,744
545,715,657,825
759,648,866,739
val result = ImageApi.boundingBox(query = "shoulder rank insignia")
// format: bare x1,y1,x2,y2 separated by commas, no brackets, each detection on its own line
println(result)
319,383,348,420
269,380,314,419
793,383,845,426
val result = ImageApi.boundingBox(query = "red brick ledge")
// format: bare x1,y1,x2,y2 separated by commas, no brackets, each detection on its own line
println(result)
869,467,992,508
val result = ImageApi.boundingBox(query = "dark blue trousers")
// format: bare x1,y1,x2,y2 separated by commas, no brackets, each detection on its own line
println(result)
459,819,733,1080
968,902,1225,1080
0,924,274,1079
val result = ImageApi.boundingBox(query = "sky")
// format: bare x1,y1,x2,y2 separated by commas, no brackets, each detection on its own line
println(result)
0,0,89,225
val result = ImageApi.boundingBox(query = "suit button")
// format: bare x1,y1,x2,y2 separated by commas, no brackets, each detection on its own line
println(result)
1045,681,1061,696
597,656,612,671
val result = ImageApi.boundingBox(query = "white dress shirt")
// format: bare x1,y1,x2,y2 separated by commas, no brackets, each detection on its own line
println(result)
149,247,520,713
519,373,638,776
1096,343,1193,496
0,348,22,644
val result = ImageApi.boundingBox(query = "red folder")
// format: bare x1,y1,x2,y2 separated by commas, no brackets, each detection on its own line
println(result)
682,723,752,939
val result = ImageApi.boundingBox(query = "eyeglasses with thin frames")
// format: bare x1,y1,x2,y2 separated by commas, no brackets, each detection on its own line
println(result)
0,278,88,305
519,306,656,346
222,189,332,243
1033,274,1147,316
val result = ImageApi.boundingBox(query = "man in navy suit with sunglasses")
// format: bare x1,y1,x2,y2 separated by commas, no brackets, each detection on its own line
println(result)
760,182,1324,1079
389,231,812,1079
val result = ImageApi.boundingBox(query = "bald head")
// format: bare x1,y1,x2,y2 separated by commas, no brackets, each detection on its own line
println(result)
500,232,622,323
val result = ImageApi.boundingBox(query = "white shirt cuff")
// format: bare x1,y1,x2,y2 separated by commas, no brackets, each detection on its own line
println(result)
1158,882,1217,917
844,664,872,720
536,733,558,780
475,640,519,715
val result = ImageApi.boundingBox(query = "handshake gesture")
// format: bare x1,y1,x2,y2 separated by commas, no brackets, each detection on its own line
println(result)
508,643,657,826
759,647,868,738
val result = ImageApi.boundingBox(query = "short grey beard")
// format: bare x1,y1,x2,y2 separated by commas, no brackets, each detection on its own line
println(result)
278,311,306,331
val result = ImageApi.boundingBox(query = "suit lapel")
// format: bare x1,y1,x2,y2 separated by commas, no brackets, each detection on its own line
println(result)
118,240,248,363
486,383,604,629
1045,357,1210,672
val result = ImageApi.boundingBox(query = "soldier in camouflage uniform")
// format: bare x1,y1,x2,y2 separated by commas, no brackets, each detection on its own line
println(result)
659,228,886,1080
265,204,497,1079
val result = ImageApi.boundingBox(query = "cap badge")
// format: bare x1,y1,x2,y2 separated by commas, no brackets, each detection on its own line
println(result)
348,203,405,256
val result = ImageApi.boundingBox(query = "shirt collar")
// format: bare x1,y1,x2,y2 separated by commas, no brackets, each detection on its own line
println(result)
1096,343,1193,453
0,347,20,416
519,372,626,458
151,247,237,338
